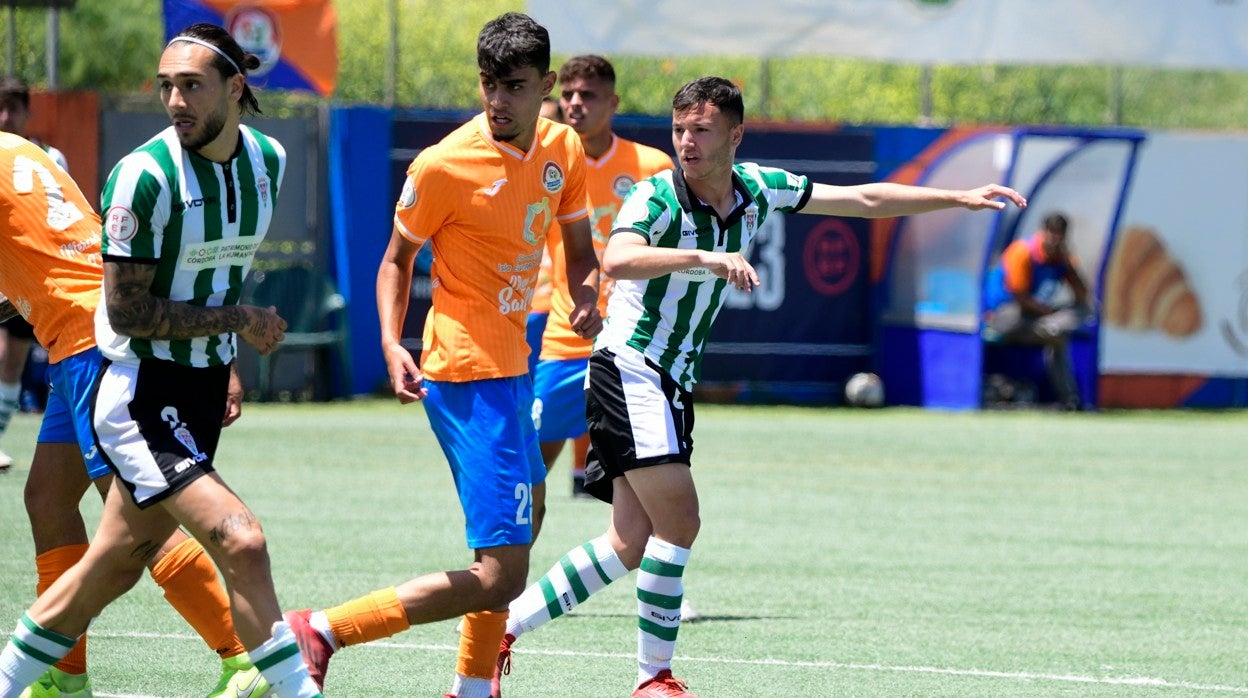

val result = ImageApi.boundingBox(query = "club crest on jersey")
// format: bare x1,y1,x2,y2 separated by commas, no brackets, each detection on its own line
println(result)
256,176,270,203
612,175,636,200
104,206,138,242
541,161,565,194
745,210,758,235
398,176,417,209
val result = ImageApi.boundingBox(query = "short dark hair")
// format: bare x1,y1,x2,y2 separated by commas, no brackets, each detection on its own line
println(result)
0,77,30,109
170,23,263,116
1042,212,1069,237
558,55,615,87
477,12,551,79
672,76,744,126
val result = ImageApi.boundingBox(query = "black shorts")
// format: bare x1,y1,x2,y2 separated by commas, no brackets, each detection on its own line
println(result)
583,347,694,503
2,315,36,340
92,358,229,508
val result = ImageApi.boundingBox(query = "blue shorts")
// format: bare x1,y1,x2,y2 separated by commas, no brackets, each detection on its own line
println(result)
532,357,590,442
423,376,545,549
525,312,548,373
38,347,108,479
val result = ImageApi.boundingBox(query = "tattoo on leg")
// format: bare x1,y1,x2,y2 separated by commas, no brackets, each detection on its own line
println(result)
210,511,258,546
131,539,161,563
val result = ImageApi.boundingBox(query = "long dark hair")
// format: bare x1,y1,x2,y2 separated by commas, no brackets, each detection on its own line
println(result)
170,23,263,116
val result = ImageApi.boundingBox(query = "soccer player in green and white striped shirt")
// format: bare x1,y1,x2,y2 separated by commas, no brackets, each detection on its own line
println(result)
495,76,1027,698
0,23,321,698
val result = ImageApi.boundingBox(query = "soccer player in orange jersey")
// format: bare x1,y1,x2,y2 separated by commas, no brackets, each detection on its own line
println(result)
0,78,65,472
0,133,271,698
531,55,674,507
284,13,601,698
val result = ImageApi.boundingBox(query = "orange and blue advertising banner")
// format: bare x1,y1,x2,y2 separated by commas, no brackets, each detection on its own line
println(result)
163,0,337,97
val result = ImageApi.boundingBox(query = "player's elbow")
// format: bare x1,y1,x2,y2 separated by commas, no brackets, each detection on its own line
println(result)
601,253,627,278
105,298,158,339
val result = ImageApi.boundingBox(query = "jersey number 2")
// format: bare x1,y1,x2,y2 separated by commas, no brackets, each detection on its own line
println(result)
514,482,531,525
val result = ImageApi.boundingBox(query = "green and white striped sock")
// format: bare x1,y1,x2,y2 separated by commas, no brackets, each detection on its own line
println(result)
251,621,323,698
636,537,690,684
507,535,630,638
0,613,76,695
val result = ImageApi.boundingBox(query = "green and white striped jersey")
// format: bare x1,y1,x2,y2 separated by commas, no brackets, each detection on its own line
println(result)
96,125,285,367
599,163,811,390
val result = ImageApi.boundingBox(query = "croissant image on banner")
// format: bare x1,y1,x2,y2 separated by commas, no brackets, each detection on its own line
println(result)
1104,225,1202,337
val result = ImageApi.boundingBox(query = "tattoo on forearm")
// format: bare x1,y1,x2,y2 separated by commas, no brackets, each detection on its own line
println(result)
106,262,250,339
210,511,259,547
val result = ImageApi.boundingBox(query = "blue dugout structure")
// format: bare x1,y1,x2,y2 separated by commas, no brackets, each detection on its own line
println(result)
328,107,394,396
874,127,1145,409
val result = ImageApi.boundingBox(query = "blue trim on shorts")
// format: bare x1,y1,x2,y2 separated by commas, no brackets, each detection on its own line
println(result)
422,376,544,549
532,357,590,442
39,347,108,479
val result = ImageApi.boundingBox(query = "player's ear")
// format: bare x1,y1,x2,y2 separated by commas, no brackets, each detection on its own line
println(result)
227,73,245,106
730,122,744,148
542,70,556,97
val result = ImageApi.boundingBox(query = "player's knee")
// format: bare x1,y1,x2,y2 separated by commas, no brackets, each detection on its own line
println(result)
23,478,52,519
478,561,529,607
213,527,271,574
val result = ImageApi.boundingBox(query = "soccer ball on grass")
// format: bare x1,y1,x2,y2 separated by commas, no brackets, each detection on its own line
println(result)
844,372,884,408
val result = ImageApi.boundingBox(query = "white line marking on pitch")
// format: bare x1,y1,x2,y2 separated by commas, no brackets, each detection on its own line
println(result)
95,631,1248,694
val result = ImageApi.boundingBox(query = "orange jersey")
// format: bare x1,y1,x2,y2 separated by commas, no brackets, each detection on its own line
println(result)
1001,233,1079,297
0,133,101,363
393,113,589,381
540,135,672,360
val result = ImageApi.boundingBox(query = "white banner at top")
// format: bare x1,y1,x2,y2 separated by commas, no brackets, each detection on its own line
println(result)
527,0,1248,70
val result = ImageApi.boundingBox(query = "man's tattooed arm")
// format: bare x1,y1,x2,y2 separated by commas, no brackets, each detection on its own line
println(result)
102,259,256,340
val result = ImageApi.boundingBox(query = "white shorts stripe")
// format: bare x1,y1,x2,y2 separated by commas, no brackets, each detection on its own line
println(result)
92,362,170,505
614,347,680,460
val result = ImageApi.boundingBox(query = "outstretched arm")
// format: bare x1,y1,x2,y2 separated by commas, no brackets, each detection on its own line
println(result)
801,182,1027,218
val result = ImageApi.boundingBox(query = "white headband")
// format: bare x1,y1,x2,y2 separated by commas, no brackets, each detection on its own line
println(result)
166,36,243,76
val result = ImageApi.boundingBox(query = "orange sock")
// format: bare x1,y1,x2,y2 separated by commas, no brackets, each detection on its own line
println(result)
456,611,508,679
149,538,245,659
326,587,410,648
35,544,89,675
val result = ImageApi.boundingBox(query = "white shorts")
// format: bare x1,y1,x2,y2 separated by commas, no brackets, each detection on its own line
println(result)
92,359,229,508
